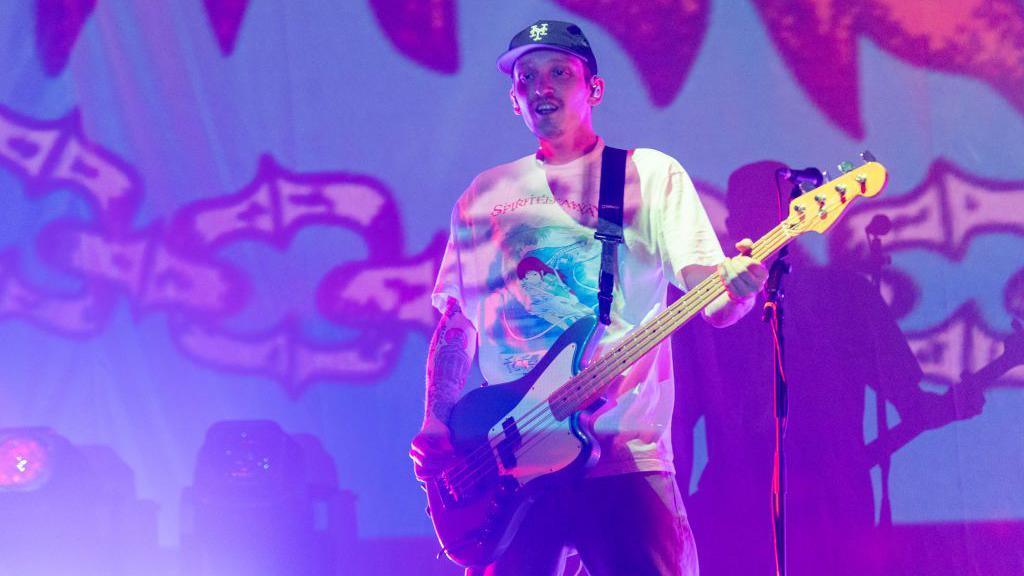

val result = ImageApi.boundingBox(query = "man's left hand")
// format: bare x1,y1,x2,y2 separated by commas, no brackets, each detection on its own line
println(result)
720,238,769,301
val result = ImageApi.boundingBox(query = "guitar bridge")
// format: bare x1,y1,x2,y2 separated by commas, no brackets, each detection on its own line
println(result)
437,473,460,507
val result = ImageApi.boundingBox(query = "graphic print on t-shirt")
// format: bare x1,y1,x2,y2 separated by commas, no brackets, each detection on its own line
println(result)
489,224,600,375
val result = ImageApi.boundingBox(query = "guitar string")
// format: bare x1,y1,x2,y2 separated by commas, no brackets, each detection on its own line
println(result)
444,278,721,493
443,220,796,494
502,195,861,478
448,261,742,493
451,228,789,492
548,217,792,412
530,192,863,451
443,223,794,494
440,256,736,485
444,219,795,493
446,176,871,493
455,186,871,492
543,186,863,417
475,269,732,484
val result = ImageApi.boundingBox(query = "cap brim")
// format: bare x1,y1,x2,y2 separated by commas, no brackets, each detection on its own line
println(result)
496,45,583,74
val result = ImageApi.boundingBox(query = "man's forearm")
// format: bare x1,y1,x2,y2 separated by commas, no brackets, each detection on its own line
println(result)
424,298,476,424
681,262,760,328
703,291,756,328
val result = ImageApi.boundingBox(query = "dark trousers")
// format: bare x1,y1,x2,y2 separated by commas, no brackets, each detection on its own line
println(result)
466,472,699,576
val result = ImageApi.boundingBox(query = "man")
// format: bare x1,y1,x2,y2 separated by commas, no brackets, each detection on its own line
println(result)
410,20,767,575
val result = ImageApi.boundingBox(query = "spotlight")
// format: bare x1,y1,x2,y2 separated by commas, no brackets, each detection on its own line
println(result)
0,428,60,491
0,428,160,575
184,420,314,576
195,419,302,501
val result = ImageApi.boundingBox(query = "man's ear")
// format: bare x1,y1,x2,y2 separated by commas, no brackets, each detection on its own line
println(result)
510,88,522,115
589,76,605,105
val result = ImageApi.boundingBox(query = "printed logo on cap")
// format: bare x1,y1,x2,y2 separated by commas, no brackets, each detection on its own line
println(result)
529,23,549,42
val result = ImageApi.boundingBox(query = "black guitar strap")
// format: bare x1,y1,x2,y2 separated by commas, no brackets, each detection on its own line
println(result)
595,146,628,326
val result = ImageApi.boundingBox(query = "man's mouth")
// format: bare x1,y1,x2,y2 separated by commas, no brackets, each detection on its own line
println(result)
534,102,559,115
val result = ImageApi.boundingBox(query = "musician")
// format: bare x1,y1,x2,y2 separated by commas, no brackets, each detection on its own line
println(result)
410,20,768,575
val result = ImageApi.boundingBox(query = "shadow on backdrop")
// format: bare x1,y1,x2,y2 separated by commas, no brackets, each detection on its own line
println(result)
672,160,994,576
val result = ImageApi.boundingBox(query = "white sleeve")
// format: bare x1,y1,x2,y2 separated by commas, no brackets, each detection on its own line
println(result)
431,206,466,313
657,163,725,291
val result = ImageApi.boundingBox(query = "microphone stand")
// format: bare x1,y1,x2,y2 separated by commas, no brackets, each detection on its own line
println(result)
765,229,790,576
767,174,817,576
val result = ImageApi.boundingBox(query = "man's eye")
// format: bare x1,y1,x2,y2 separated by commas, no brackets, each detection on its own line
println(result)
554,68,566,76
520,73,534,81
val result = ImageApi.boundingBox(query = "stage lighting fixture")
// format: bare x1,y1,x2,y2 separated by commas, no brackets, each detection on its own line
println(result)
194,419,304,500
0,428,59,491
185,420,314,576
0,427,160,575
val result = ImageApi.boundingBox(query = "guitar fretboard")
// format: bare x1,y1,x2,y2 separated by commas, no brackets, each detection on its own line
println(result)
548,218,797,420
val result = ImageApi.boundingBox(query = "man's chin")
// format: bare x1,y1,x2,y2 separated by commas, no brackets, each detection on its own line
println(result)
527,121,564,140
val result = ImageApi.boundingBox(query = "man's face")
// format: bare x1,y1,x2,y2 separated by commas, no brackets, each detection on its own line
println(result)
511,50,597,140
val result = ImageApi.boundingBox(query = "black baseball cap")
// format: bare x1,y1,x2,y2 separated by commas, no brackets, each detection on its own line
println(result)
496,20,598,76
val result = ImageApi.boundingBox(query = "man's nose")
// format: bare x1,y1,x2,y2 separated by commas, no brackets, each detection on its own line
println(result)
534,79,554,96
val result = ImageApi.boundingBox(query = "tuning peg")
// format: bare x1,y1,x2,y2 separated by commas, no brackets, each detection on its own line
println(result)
834,183,848,202
837,161,854,175
860,150,877,163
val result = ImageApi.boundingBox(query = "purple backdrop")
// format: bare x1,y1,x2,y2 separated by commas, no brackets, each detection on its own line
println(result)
0,1,1022,575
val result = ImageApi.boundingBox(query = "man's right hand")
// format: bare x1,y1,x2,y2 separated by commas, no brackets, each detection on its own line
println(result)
409,418,455,482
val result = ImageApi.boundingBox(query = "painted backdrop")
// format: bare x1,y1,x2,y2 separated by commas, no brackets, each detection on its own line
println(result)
0,1,1022,575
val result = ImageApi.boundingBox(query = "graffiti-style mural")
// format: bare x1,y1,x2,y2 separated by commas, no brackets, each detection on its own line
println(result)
2,1,1023,575
0,103,445,396
202,0,252,55
751,0,1024,137
369,0,459,73
34,0,98,76
555,0,709,106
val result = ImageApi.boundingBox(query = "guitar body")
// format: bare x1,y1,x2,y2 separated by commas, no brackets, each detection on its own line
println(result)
426,316,600,568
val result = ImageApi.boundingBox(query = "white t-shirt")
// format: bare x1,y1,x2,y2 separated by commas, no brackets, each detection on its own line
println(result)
432,139,724,476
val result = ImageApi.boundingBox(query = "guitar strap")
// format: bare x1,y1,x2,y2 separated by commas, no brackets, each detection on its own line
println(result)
595,146,628,326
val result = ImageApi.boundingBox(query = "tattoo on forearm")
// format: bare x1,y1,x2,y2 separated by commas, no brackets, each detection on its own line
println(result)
425,301,470,422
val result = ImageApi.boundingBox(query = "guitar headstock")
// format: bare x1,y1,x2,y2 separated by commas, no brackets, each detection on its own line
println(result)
783,152,888,237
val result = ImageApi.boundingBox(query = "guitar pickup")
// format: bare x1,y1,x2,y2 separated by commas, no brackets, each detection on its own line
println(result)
497,417,521,470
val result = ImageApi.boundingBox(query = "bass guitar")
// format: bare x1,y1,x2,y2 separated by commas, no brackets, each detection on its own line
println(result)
424,154,889,568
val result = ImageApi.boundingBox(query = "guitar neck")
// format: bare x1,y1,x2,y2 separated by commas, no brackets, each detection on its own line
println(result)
548,220,797,419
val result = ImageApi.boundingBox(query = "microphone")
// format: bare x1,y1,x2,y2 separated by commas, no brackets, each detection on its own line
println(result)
865,214,892,237
776,166,824,186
